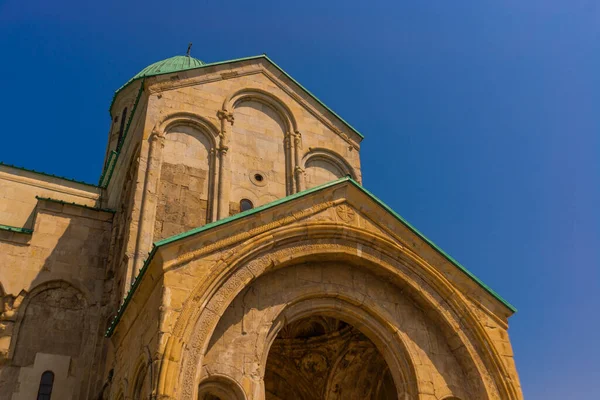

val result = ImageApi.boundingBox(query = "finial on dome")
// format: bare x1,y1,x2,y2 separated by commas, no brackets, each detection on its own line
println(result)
186,42,193,57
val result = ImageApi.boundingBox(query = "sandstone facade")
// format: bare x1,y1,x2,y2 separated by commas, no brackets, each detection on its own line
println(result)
0,54,521,399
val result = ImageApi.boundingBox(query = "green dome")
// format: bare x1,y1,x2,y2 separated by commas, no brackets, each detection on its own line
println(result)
132,55,206,79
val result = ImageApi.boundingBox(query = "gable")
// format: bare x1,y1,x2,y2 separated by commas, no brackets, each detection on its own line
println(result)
143,57,362,150
115,55,363,143
106,177,515,337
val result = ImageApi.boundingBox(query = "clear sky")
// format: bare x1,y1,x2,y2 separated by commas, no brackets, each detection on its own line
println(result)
1,1,598,398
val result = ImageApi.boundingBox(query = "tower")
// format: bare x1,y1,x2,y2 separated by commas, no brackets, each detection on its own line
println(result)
0,52,522,400
100,54,363,304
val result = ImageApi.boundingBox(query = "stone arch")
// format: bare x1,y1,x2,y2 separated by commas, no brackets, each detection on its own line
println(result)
8,280,88,365
224,88,300,198
197,375,248,400
130,355,150,400
196,263,471,399
257,297,418,400
302,148,356,188
153,112,220,240
223,88,298,134
155,112,220,147
159,224,516,399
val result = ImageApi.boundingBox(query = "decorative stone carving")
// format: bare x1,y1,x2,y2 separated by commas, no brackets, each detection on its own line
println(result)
217,109,235,124
336,204,356,223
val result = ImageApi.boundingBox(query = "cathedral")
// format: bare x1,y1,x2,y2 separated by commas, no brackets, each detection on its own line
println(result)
0,52,522,400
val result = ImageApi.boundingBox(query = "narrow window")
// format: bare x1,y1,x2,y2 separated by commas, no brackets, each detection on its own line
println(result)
240,199,253,212
37,371,54,400
117,107,128,145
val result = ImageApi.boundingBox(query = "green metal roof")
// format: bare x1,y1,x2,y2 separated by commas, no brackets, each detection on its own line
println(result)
132,55,205,80
105,177,516,337
0,224,33,234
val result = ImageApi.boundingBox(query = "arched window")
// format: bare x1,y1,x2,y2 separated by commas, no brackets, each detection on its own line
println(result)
240,199,253,212
37,371,54,400
118,107,128,146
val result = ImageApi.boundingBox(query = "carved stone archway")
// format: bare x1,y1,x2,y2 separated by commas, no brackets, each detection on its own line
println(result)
259,299,415,400
156,224,517,399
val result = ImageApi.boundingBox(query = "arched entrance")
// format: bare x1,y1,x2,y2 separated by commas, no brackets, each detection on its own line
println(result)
192,260,428,400
264,316,397,400
167,235,503,400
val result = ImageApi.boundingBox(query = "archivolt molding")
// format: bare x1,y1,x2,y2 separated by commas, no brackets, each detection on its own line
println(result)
156,223,518,400
302,147,357,180
223,87,299,134
153,111,220,148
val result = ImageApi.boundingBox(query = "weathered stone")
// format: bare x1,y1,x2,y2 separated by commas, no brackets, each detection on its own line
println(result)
0,54,521,400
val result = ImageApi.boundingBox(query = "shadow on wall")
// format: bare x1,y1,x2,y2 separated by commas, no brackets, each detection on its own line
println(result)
0,199,113,400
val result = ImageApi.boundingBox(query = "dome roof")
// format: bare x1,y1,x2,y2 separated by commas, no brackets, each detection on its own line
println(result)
132,55,206,80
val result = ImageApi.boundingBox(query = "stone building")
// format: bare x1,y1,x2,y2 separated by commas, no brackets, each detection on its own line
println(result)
0,53,522,400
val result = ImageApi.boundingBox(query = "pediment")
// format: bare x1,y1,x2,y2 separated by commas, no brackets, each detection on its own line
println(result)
156,179,514,314
107,177,514,338
143,55,363,148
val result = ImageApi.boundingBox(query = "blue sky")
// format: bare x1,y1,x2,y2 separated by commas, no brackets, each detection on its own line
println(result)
1,1,598,398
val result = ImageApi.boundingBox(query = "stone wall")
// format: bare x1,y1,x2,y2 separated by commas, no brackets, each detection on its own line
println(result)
96,58,365,313
203,262,478,400
0,165,101,229
230,100,288,206
12,283,85,366
0,198,112,400
154,125,212,241
106,181,521,400
0,55,523,400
